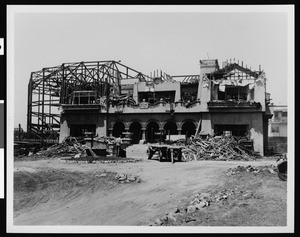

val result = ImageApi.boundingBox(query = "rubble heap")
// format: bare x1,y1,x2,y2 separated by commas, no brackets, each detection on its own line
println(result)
114,173,141,183
225,165,277,176
34,136,95,158
180,135,259,161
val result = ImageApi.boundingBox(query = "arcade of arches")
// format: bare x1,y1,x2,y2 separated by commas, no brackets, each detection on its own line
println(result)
110,120,198,143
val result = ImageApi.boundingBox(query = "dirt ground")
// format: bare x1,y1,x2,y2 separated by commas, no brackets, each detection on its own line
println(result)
13,156,286,226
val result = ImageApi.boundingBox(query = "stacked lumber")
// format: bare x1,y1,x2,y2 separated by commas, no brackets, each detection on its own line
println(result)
181,135,258,161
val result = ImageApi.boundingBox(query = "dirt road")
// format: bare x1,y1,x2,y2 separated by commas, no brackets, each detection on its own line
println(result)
14,158,281,226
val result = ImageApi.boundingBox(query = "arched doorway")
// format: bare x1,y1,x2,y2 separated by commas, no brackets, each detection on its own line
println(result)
164,121,178,138
112,121,125,138
146,121,159,143
129,122,142,144
182,121,196,138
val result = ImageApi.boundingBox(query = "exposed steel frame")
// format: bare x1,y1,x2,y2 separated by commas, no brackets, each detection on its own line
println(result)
27,60,150,142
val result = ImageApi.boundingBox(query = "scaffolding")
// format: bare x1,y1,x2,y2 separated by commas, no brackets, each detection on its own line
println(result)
27,60,151,142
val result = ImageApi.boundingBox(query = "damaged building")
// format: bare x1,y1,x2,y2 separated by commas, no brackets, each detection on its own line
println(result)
27,59,272,156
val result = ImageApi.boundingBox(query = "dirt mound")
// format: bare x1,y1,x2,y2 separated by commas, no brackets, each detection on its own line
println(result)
13,168,126,217
150,164,286,226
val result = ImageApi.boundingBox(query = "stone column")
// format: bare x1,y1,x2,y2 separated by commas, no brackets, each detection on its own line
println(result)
177,129,182,135
108,128,113,137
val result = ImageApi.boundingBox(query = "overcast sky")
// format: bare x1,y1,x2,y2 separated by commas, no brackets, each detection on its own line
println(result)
12,6,291,129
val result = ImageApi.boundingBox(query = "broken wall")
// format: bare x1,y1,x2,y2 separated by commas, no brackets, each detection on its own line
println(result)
201,112,264,156
59,113,107,142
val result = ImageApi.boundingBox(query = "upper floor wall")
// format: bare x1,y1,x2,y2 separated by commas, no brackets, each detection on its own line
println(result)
61,59,269,115
198,60,267,112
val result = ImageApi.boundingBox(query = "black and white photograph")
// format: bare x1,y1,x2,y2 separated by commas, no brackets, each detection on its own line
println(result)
6,5,294,233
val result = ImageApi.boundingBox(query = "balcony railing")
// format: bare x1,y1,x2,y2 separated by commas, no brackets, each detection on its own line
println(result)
61,104,101,111
207,100,261,109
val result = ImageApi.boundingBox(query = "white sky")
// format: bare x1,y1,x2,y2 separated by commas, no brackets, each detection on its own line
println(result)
12,6,291,129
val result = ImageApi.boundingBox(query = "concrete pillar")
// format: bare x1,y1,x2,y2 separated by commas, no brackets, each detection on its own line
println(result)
59,120,70,143
177,129,182,135
142,128,146,140
254,77,266,111
200,113,212,135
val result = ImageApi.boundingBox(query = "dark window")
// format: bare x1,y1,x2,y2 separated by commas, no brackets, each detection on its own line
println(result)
225,86,248,101
70,124,96,137
271,125,279,133
214,124,248,137
181,84,198,102
282,111,287,117
274,111,280,118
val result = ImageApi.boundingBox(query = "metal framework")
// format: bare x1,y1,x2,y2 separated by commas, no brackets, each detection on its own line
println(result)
27,60,151,141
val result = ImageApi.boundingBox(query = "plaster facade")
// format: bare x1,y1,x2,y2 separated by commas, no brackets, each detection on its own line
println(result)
59,59,271,156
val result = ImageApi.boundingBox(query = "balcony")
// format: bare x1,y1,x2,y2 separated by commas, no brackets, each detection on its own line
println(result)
207,100,261,110
109,100,201,114
61,104,101,111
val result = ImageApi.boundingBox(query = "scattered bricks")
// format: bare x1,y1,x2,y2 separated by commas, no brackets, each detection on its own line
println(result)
99,173,107,177
189,198,200,205
154,218,163,226
127,176,137,182
268,168,276,174
243,192,253,199
174,207,181,213
194,201,207,210
185,216,196,223
167,212,177,222
114,173,140,183
187,205,197,213
161,215,168,222
199,192,211,201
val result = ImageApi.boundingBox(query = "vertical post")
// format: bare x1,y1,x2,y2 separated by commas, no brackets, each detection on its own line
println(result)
42,68,45,144
49,86,52,128
61,63,65,104
106,76,109,137
170,148,174,164
27,74,33,138
38,87,40,129
18,124,21,141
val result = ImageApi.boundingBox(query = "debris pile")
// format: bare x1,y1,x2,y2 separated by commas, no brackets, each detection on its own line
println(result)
181,135,259,161
225,165,277,176
150,187,260,226
150,191,212,226
114,173,141,183
59,157,140,164
34,136,96,158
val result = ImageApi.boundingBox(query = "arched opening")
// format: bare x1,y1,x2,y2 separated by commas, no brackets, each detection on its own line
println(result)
164,121,178,137
182,121,196,138
129,122,142,144
112,121,125,138
146,121,159,143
